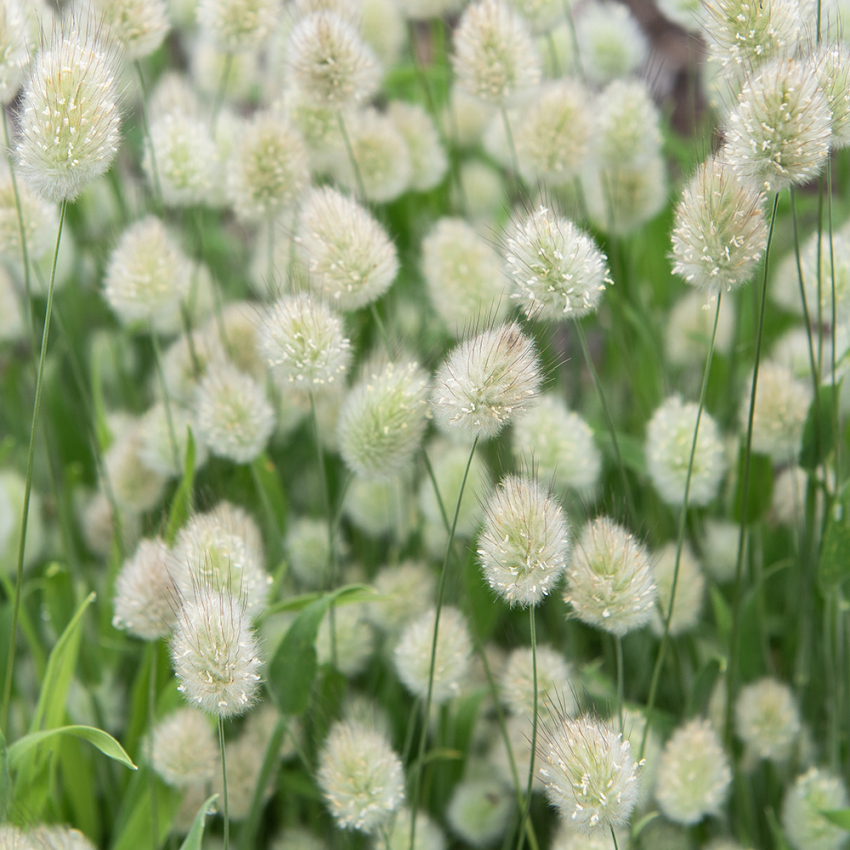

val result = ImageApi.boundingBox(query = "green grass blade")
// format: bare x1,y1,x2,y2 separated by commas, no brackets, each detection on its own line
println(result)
179,794,219,850
8,725,137,771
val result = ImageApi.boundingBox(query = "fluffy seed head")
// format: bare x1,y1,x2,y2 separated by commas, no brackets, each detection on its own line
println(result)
384,808,446,850
432,322,541,441
671,156,769,292
735,677,801,763
645,396,726,507
393,606,473,703
723,58,832,193
447,775,515,847
782,768,849,850
194,360,275,464
112,537,179,640
537,713,641,831
594,79,662,171
139,403,207,479
565,517,657,637
655,718,732,825
574,1,648,85
338,356,430,480
795,231,850,326
317,719,405,833
478,475,571,607
388,100,448,192
506,206,611,320
285,515,337,588
344,476,416,542
650,542,705,637
196,0,281,50
260,293,352,390
170,586,263,718
84,0,170,59
500,645,575,723
451,0,542,107
285,12,381,108
815,43,850,149
0,0,28,105
365,560,436,635
104,420,168,514
150,708,218,787
16,20,121,202
316,604,375,677
0,167,59,265
298,186,399,310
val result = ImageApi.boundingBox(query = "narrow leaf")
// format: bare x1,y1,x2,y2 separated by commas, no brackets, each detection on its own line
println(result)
164,427,196,544
0,729,7,820
179,794,219,850
800,382,841,470
733,447,773,523
8,725,136,771
821,809,850,831
261,585,375,619
819,481,850,590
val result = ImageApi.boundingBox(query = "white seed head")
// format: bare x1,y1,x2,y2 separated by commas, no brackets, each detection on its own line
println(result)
214,733,276,819
667,290,737,369
298,186,399,310
83,0,170,59
537,713,641,832
189,36,261,100
506,206,611,320
194,359,275,464
338,356,430,480
655,718,732,826
0,166,58,266
317,719,406,833
795,230,850,326
28,826,97,850
671,155,768,292
782,768,850,850
364,560,436,635
384,808,446,850
565,516,657,638
150,707,218,788
478,475,571,608
393,606,473,703
815,44,850,149
702,518,740,583
735,677,801,763
650,542,705,637
388,100,448,193
112,537,179,640
0,0,29,105
446,775,515,847
432,322,541,441
574,1,648,85
104,420,168,514
344,475,417,542
196,0,281,50
139,402,207,478
500,644,575,723
285,515,339,588
16,19,121,202
316,604,375,677
452,0,542,107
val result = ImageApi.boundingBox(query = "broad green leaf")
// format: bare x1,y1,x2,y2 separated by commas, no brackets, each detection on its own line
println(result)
819,481,850,590
164,427,195,544
261,585,375,619
8,725,136,771
733,447,773,523
179,794,218,850
800,382,841,470
822,809,850,830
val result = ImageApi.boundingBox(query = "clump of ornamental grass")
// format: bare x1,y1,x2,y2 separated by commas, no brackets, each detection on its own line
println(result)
83,0,170,59
573,0,648,84
446,774,515,847
388,100,448,192
196,0,281,50
150,708,219,788
16,16,122,202
260,293,352,391
655,718,732,825
650,542,705,637
671,155,768,292
537,713,641,831
421,217,509,333
112,537,179,640
735,677,801,763
393,606,473,703
297,186,399,310
432,321,541,440
782,768,850,850
338,355,430,480
565,517,657,637
500,645,575,723
451,0,542,107
506,206,612,320
317,719,406,833
477,474,571,607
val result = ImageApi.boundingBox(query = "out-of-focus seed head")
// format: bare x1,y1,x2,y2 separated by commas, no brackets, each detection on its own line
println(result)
338,356,430,480
388,100,448,192
565,517,657,637
364,560,436,634
103,216,193,329
478,475,570,608
656,0,702,30
451,0,542,107
655,718,732,825
671,155,768,293
150,707,218,787
446,775,515,847
702,518,740,583
0,0,28,105
0,166,58,266
666,290,737,369
574,0,648,85
148,72,202,122
196,0,281,50
171,586,262,718
260,293,352,391
395,0,464,19
194,359,276,464
214,733,276,819
506,0,563,33
316,604,375,677
227,110,309,222
104,420,169,514
0,266,23,343
139,403,207,479
782,768,849,850
735,677,801,763
537,713,641,831
344,475,417,542
162,330,226,407
383,807,446,850
298,186,399,310
432,322,541,441
83,0,170,59
723,58,832,194
317,719,406,833
393,606,473,703
285,515,340,588
112,537,178,640
285,12,381,108
650,542,705,637
16,19,122,202
815,43,850,149
500,644,575,723
594,80,662,171
506,206,611,320
190,37,261,101
28,826,97,850
361,0,405,65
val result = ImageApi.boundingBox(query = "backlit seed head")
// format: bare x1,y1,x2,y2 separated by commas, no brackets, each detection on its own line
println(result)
394,606,473,703
317,719,406,833
150,707,218,787
83,0,170,59
655,718,732,825
478,475,571,608
537,713,641,832
0,0,28,105
338,356,430,480
782,768,850,850
388,100,448,193
735,677,801,763
506,206,611,320
723,58,832,193
815,43,850,149
574,0,648,85
452,0,542,107
103,215,193,329
298,186,399,310
671,155,768,293
196,0,281,51
285,12,381,108
500,644,575,723
16,18,121,202
432,322,541,441
170,586,263,718
650,542,705,637
112,537,179,640
565,517,657,638
194,359,276,464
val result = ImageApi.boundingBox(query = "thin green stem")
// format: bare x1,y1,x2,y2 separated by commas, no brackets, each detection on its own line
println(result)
515,607,539,850
147,643,159,850
615,636,624,733
2,109,32,316
219,716,230,850
211,53,234,134
150,322,181,475
500,106,522,196
135,61,163,207
337,111,366,203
